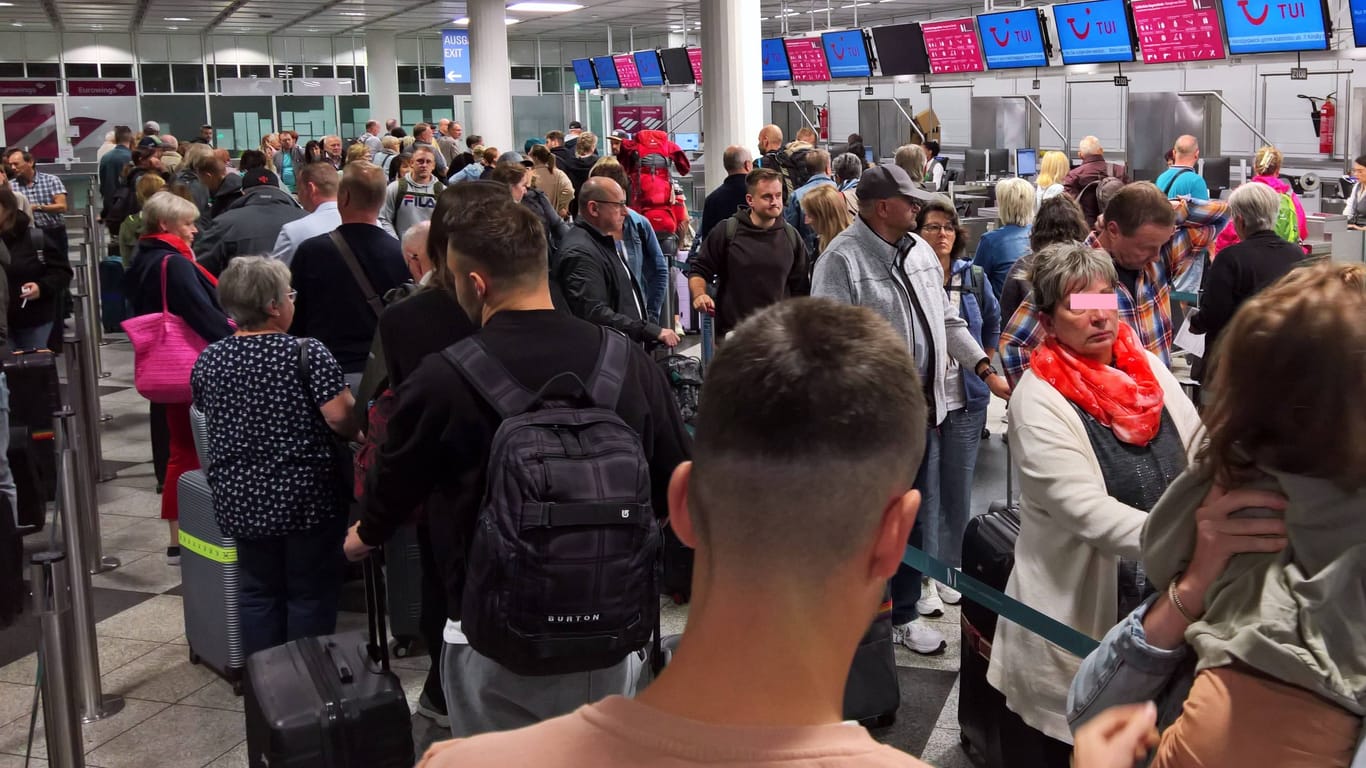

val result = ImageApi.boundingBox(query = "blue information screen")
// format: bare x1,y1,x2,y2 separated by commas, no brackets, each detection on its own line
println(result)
592,56,620,89
1353,0,1366,46
822,30,873,78
977,9,1049,68
1220,0,1329,53
1054,0,1136,63
761,38,792,81
571,58,597,89
634,50,664,86
441,29,470,83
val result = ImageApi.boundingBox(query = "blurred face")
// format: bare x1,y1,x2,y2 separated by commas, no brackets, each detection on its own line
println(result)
920,210,957,261
1104,221,1174,271
6,152,30,181
878,195,921,237
509,170,530,202
325,137,342,156
1040,276,1119,365
166,215,197,246
1353,163,1366,185
200,126,214,142
281,133,296,150
451,123,463,140
411,152,435,182
397,157,413,178
747,178,784,221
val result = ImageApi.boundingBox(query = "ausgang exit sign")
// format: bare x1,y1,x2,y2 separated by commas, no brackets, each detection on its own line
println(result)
443,30,470,83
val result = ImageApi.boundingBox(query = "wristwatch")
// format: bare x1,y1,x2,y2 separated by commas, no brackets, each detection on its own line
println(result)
976,361,999,381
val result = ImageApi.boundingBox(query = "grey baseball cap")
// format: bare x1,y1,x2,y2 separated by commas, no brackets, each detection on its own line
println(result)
856,164,938,205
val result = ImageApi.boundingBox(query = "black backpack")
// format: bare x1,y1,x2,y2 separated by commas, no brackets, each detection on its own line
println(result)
441,328,661,676
101,172,141,228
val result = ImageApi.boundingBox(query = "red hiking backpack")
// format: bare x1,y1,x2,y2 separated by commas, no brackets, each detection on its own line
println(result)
619,129,691,236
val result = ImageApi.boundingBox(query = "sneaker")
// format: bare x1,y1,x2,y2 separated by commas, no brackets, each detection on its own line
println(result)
165,546,180,566
416,692,449,728
917,577,944,617
892,620,947,655
936,580,962,605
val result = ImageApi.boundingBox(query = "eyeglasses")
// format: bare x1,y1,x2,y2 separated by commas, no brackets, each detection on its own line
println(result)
591,199,629,209
286,290,298,302
920,224,955,234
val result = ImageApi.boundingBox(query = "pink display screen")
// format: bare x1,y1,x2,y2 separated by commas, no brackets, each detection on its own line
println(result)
1131,0,1225,63
687,48,703,84
782,37,831,81
921,18,986,74
613,54,643,88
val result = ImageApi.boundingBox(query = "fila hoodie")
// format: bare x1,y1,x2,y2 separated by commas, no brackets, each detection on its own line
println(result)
379,174,445,240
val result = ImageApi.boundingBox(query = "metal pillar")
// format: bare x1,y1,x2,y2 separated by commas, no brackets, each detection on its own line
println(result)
30,551,85,768
54,411,124,722
66,251,116,494
63,311,119,579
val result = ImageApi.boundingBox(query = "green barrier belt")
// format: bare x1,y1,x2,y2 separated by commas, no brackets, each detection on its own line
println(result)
178,530,237,564
672,258,689,270
902,546,1100,659
1171,290,1199,304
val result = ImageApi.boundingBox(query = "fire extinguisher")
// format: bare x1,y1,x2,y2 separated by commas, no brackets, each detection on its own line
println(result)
817,106,829,142
1320,95,1336,155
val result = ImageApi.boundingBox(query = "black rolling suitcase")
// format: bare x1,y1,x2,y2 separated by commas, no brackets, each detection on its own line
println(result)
5,349,60,527
243,557,414,768
958,442,1021,768
842,589,899,727
659,314,713,605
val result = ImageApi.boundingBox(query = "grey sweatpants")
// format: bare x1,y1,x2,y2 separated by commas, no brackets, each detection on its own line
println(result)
440,641,644,738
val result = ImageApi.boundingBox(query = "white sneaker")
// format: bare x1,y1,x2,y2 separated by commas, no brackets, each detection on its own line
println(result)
892,620,947,655
936,580,962,605
917,577,944,617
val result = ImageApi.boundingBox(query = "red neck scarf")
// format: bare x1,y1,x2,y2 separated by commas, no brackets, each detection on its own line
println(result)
141,233,217,286
1030,322,1165,446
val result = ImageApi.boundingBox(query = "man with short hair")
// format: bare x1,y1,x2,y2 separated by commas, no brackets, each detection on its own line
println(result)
289,162,409,375
412,122,449,178
755,124,805,205
190,123,215,146
275,130,305,191
999,180,1229,384
558,178,678,348
1063,135,1113,226
435,118,460,165
98,125,134,203
699,146,753,241
194,168,305,275
561,132,599,215
361,120,383,155
564,120,584,153
1154,134,1210,200
7,148,69,254
272,162,343,265
160,134,183,174
142,119,161,136
348,188,689,739
813,163,1010,655
689,168,808,340
546,129,572,169
379,144,445,241
793,126,818,146
785,148,836,255
385,118,400,133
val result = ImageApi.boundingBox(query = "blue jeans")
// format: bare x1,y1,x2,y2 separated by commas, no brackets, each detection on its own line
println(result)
11,323,54,351
925,406,987,569
236,513,347,658
0,373,14,524
890,425,940,625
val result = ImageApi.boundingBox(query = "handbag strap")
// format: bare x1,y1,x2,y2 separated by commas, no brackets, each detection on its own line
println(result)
329,230,384,319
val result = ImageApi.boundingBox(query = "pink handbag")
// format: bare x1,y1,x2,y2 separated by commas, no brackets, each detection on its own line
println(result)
121,255,210,404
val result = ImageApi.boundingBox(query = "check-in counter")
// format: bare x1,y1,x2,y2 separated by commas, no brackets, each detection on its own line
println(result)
1307,213,1352,261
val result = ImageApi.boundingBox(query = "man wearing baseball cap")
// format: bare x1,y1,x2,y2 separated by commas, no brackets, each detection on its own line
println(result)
194,167,304,275
812,163,1011,657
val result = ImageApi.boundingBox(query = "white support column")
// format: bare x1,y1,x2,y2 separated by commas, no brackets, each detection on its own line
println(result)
700,0,763,193
470,0,513,150
365,31,400,129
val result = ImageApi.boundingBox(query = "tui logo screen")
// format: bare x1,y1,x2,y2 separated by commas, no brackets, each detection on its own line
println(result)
1219,0,1329,53
1055,0,1136,63
761,38,792,81
571,58,598,90
592,56,620,89
634,51,664,87
977,9,1048,69
821,29,873,78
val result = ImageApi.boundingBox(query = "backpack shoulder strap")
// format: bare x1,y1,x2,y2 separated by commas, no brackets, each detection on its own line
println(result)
723,215,738,247
29,226,44,261
1159,167,1194,196
330,230,385,319
587,328,630,411
782,222,801,253
441,337,537,419
434,180,446,197
396,177,408,201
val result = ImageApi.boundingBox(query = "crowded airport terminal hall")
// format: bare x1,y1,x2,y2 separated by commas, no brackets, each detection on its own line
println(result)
2,0,1366,765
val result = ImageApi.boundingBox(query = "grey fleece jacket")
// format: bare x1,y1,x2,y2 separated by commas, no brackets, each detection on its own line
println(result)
812,215,987,426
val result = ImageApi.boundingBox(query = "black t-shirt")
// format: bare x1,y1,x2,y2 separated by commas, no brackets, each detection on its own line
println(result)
378,286,476,388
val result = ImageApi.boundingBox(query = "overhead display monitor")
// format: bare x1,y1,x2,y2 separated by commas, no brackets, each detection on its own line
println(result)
977,9,1049,69
822,29,874,78
1130,0,1225,63
871,23,932,75
1054,0,1136,64
592,56,621,89
571,58,598,89
674,132,700,151
659,47,694,84
921,17,986,74
688,47,704,84
762,38,792,81
613,54,643,88
1352,0,1366,45
634,50,665,86
783,37,832,81
1219,0,1330,53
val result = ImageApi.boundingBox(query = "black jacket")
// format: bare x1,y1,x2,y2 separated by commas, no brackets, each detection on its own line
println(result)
174,169,213,228
126,238,232,345
557,221,661,344
209,173,244,220
4,213,70,334
378,286,477,389
688,209,809,336
195,185,305,275
700,173,749,242
1191,229,1306,373
523,187,569,252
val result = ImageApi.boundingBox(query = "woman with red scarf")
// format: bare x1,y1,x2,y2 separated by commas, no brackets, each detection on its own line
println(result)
127,191,232,565
984,242,1202,766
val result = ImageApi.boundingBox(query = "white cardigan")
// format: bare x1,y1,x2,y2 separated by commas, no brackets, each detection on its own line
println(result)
985,351,1202,743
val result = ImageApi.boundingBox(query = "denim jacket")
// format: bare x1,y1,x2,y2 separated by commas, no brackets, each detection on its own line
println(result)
621,208,669,324
1067,596,1366,767
950,259,1000,412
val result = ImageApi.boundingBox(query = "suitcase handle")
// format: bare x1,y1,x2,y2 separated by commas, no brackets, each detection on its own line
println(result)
323,639,356,683
362,555,390,672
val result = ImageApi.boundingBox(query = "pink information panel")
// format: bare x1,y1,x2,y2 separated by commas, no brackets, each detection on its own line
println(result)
613,54,643,88
921,18,986,74
687,47,704,84
782,37,831,81
1131,0,1225,63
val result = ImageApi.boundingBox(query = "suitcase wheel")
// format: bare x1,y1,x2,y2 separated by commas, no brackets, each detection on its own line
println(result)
188,648,201,666
231,679,243,696
859,712,897,729
391,638,415,659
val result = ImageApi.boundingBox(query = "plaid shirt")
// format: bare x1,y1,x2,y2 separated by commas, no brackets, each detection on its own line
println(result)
999,197,1229,385
15,171,67,229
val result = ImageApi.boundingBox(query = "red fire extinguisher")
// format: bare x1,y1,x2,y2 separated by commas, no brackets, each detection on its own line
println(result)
817,106,829,141
1319,95,1336,155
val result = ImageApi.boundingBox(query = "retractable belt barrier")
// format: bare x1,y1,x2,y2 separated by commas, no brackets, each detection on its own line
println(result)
901,546,1100,660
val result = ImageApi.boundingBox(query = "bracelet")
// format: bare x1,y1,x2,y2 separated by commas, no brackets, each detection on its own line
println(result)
1168,573,1198,624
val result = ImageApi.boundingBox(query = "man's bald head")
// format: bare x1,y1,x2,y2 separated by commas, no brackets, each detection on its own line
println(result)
578,177,627,236
759,125,784,153
401,219,433,280
1079,135,1102,158
1174,135,1200,161
723,145,754,175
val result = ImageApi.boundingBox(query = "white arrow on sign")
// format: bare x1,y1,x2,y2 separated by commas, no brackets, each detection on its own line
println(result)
447,71,459,82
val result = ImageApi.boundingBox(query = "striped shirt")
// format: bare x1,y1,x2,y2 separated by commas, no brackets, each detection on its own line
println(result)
14,171,67,229
998,197,1229,385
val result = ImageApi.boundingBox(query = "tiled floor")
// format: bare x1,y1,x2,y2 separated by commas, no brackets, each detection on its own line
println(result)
0,333,1007,767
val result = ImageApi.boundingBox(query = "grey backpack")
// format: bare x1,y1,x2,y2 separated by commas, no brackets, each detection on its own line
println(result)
441,328,661,676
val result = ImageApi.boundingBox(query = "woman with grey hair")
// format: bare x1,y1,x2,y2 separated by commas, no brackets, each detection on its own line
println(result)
985,242,1202,765
190,256,359,657
127,190,233,564
832,152,863,218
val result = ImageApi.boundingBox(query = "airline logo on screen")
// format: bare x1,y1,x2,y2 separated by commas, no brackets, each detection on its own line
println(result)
1059,0,1134,62
1222,0,1326,51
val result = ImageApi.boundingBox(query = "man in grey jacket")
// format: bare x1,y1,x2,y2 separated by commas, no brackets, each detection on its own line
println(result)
812,164,1011,655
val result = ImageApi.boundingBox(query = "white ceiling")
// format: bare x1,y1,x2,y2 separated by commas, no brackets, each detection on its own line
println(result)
6,0,989,41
